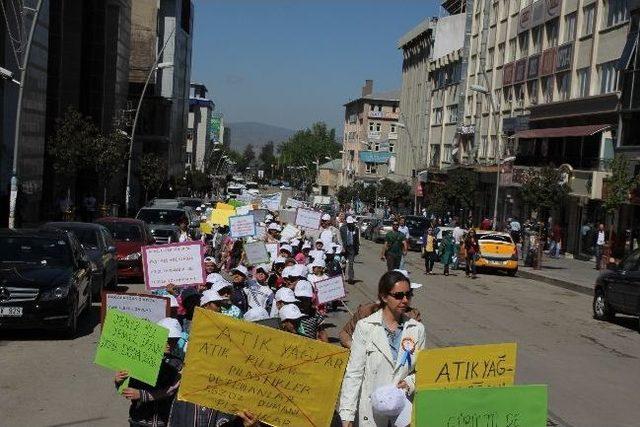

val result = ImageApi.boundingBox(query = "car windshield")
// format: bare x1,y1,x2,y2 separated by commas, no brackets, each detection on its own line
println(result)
405,218,429,230
65,228,99,249
100,222,143,242
137,209,186,226
479,234,513,243
0,236,71,265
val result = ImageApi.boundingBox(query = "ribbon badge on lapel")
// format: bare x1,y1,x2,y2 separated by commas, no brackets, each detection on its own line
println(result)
400,337,416,369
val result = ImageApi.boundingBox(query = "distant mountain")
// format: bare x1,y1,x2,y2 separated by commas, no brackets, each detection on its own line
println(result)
226,122,296,152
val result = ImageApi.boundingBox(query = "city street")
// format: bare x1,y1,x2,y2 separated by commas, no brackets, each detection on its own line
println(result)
1,239,639,427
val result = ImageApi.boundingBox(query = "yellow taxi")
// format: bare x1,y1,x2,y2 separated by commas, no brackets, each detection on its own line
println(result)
474,231,519,276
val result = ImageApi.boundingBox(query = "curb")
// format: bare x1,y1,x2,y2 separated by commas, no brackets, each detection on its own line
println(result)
517,269,593,296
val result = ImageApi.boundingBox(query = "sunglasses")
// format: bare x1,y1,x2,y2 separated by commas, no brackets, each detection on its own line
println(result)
388,290,413,300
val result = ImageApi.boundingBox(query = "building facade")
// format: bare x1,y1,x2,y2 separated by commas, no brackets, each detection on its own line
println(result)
341,80,400,186
316,159,341,196
186,83,214,172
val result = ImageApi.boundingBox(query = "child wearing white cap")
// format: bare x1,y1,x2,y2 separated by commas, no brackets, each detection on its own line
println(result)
294,280,328,342
278,304,307,335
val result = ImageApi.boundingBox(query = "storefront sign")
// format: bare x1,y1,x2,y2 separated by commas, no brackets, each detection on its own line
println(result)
527,54,541,79
503,62,515,86
556,42,573,72
514,59,527,83
540,47,557,76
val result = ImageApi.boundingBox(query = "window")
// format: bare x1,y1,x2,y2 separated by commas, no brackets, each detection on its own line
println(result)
494,88,502,108
583,5,595,36
375,122,381,132
369,122,374,131
498,42,505,65
576,67,590,97
545,18,558,48
514,84,525,105
433,107,443,125
598,61,619,93
501,0,509,19
447,105,459,123
527,80,538,104
389,142,395,153
374,143,380,152
392,105,398,112
542,76,553,103
532,26,542,54
503,86,512,104
518,32,529,58
508,38,516,62
365,163,377,174
605,0,629,27
370,104,374,111
390,123,397,133
556,72,571,100
480,135,488,157
564,12,576,42
487,48,494,68
471,55,477,74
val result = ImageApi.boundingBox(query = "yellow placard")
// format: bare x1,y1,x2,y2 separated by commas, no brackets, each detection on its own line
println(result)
178,308,350,427
216,202,236,211
210,209,234,226
200,221,213,235
416,343,516,390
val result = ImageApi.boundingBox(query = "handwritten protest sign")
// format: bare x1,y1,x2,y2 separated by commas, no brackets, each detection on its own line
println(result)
94,308,168,386
250,209,268,223
295,208,322,230
254,225,266,240
415,385,547,427
142,242,206,289
315,275,346,304
216,202,236,211
278,209,297,225
210,209,235,226
178,309,350,427
265,243,279,262
236,205,251,216
416,343,517,390
101,292,170,324
261,192,282,211
245,241,270,265
285,198,306,208
229,214,256,238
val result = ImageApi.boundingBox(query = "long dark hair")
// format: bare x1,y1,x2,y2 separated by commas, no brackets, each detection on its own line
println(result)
378,271,410,307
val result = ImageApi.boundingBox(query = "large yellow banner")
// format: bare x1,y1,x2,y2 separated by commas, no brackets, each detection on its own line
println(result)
416,343,517,390
178,308,350,427
210,209,234,226
216,202,236,211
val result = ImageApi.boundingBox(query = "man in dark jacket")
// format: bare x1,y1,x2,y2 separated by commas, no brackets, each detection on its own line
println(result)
339,216,360,283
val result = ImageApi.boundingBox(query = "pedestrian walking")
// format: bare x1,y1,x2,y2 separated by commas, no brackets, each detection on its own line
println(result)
340,216,360,283
422,228,436,274
452,224,465,270
339,271,425,427
398,217,410,269
464,229,480,279
380,220,407,271
439,231,455,276
595,223,607,270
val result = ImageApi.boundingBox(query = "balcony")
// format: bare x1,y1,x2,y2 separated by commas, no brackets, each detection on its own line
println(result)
367,111,400,120
509,165,611,199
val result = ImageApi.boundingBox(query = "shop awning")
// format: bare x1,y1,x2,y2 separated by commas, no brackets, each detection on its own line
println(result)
359,151,392,164
513,124,611,139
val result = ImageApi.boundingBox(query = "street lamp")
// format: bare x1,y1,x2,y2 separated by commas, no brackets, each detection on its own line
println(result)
124,25,176,217
470,83,503,230
0,67,21,86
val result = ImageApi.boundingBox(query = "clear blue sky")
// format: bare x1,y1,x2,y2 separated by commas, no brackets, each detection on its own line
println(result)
191,0,437,132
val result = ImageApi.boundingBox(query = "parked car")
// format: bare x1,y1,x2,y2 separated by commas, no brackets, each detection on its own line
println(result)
405,215,430,251
44,222,117,296
136,207,185,244
0,228,92,336
475,232,519,276
593,249,640,328
96,218,155,281
371,219,394,243
149,198,183,208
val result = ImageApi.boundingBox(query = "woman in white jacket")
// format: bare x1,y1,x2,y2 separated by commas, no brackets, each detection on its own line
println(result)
339,270,426,426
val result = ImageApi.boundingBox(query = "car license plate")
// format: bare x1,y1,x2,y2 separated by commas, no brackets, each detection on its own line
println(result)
489,260,504,265
0,306,23,317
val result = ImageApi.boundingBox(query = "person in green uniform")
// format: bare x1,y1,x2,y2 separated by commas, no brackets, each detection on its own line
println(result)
439,230,455,276
380,220,407,271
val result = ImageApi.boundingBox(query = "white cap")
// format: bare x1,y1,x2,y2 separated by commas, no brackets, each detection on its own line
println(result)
200,215,208,221
210,280,232,294
324,245,334,255
370,384,411,418
273,256,287,265
298,264,309,277
255,263,271,273
321,213,331,221
203,256,216,263
157,317,182,339
265,214,274,221
279,237,289,244
166,294,179,308
268,223,281,231
310,259,325,268
284,264,305,278
206,273,224,284
291,238,300,247
346,216,355,224
294,280,314,298
195,206,202,211
315,239,324,244
231,265,249,277
302,241,312,250
200,289,226,306
279,304,306,321
243,307,270,322
274,287,299,303
280,244,293,254
333,244,343,254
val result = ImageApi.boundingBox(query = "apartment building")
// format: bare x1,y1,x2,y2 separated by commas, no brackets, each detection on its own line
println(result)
461,0,629,257
341,80,400,185
186,83,215,172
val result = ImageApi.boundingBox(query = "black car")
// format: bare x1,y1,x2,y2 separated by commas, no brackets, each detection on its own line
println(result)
593,248,640,329
405,215,430,251
45,222,118,296
0,228,92,336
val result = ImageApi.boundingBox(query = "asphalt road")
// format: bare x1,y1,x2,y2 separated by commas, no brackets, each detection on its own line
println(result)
1,239,639,427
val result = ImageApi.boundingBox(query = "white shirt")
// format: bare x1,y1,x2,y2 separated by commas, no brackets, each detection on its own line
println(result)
597,230,605,246
452,226,465,244
398,225,410,238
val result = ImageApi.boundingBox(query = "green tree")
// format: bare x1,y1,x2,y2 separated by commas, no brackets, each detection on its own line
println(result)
238,144,255,171
137,153,166,202
441,168,477,211
602,154,640,240
90,129,129,205
378,179,412,207
259,141,276,172
520,166,570,218
336,186,354,206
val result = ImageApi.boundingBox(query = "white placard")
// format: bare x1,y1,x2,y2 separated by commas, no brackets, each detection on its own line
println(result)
229,214,256,238
295,208,322,230
278,209,297,225
142,242,206,289
260,192,282,211
102,292,170,323
280,224,300,241
254,225,266,240
236,205,251,216
265,243,280,262
315,275,346,304
244,241,270,265
285,198,306,208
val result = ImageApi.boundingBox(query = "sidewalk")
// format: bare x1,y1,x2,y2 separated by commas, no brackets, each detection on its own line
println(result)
517,255,600,295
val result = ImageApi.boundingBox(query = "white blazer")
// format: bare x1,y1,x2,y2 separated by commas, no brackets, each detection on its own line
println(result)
338,309,426,426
